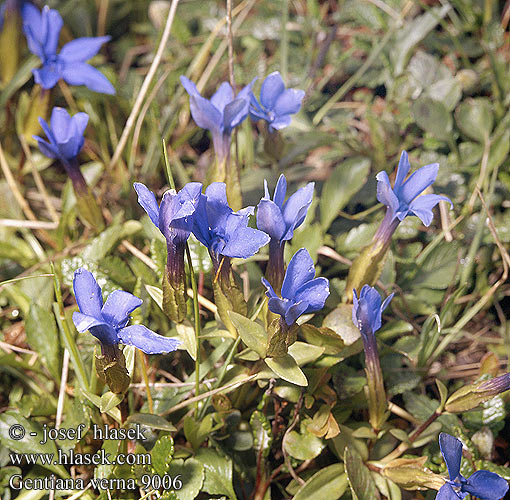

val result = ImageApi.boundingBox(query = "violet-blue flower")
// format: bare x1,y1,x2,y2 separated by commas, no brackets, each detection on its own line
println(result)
180,76,254,163
262,248,329,327
352,285,393,431
376,150,452,228
72,268,180,356
250,71,305,132
192,182,269,267
257,173,314,291
134,182,202,322
352,285,394,337
34,107,88,164
437,433,508,500
23,6,114,93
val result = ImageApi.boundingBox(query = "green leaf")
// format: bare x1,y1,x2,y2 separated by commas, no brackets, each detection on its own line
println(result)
284,429,325,460
151,434,174,476
250,411,272,459
265,354,308,386
322,305,361,346
0,412,69,477
126,413,176,432
412,96,452,138
145,284,163,309
167,457,204,500
411,242,459,290
25,303,61,380
287,342,325,365
320,156,371,230
196,448,237,500
293,464,347,500
176,322,197,361
391,5,450,76
229,311,267,358
455,98,493,142
344,447,378,500
100,392,123,413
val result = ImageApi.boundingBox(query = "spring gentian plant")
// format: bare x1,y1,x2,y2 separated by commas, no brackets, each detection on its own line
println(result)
352,285,394,431
345,151,452,302
23,6,114,93
250,71,304,132
73,268,180,355
192,182,269,334
436,433,508,500
257,174,314,292
134,182,202,323
262,248,329,357
34,107,104,229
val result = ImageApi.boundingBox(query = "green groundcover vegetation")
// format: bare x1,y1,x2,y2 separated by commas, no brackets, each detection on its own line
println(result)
0,1,510,499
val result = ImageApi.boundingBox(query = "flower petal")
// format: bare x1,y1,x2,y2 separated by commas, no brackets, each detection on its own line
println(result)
400,162,439,205
394,150,411,192
295,277,330,313
180,75,200,97
256,198,286,240
133,182,160,227
273,174,287,208
261,277,278,300
73,268,103,317
221,225,270,259
223,97,249,132
281,248,316,300
282,182,314,240
408,194,453,227
61,62,115,94
439,433,463,481
72,312,108,333
43,7,63,58
274,89,305,116
435,483,460,500
284,300,309,326
269,115,292,131
210,81,234,113
267,297,291,320
260,71,285,110
59,36,110,63
50,107,73,143
34,137,59,159
101,290,142,329
463,470,509,500
376,171,400,216
117,325,181,354
33,66,61,90
188,94,222,133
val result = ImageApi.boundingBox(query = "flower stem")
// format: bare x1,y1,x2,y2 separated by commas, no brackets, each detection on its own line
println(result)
138,349,153,414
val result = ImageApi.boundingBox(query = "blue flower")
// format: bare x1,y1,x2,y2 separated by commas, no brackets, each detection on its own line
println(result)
134,182,202,246
352,285,393,336
192,182,270,264
437,433,508,500
72,268,180,355
257,174,314,243
23,6,114,93
180,76,255,161
34,107,88,165
250,71,305,132
376,151,452,227
262,248,329,326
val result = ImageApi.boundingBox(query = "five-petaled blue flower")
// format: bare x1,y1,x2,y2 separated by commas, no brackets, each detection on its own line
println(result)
180,76,255,162
134,182,202,247
257,174,314,243
352,285,394,336
437,433,508,500
23,6,115,93
34,107,88,166
376,150,452,227
262,248,329,326
72,268,180,355
250,71,305,132
192,182,270,264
